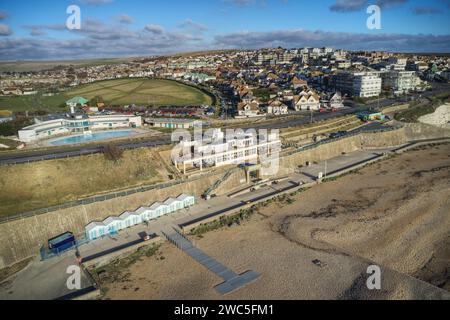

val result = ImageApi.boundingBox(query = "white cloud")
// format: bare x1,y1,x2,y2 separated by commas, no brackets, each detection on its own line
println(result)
0,24,12,36
178,19,208,32
117,14,134,24
214,28,450,52
145,24,165,35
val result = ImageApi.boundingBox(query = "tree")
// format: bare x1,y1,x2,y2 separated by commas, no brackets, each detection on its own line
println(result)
90,96,104,107
102,144,123,162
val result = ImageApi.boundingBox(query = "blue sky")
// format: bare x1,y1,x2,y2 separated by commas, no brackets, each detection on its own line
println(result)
0,0,449,60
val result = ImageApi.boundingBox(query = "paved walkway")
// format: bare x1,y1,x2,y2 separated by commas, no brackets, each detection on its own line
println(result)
162,228,260,295
0,255,93,300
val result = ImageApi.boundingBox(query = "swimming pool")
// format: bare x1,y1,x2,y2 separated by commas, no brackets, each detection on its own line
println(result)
49,130,137,146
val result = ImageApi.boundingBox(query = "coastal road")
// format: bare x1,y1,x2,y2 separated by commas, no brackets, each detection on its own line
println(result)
0,137,172,165
0,105,380,165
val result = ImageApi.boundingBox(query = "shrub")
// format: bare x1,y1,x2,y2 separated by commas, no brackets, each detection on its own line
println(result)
0,117,34,136
102,144,124,162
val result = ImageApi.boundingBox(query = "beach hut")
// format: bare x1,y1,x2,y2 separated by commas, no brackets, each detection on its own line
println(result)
120,211,136,228
178,194,195,208
103,217,124,234
149,202,165,218
130,212,142,226
135,207,152,222
164,198,180,213
86,222,107,241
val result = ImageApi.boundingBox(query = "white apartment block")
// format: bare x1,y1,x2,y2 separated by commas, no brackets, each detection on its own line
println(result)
381,70,421,95
353,72,382,98
336,71,382,98
172,129,281,174
387,57,407,71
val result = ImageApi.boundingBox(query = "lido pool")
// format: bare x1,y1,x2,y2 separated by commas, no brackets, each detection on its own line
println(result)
49,130,137,146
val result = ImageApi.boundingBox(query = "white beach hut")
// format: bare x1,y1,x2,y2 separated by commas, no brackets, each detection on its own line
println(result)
120,211,136,228
177,194,195,207
103,217,124,234
135,207,152,222
149,202,165,218
164,198,180,213
86,222,107,241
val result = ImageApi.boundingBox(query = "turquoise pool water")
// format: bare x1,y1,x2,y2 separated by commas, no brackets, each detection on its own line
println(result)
50,130,136,146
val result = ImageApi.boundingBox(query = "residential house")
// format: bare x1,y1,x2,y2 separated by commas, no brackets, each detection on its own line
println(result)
328,92,345,109
237,101,260,118
293,90,321,111
1,87,23,95
267,100,289,115
292,77,308,90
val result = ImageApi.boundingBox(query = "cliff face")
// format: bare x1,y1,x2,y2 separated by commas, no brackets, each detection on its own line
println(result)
418,103,450,128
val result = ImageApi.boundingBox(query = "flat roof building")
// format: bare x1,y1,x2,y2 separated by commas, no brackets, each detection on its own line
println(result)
335,71,382,98
145,118,202,129
18,113,142,143
172,128,281,174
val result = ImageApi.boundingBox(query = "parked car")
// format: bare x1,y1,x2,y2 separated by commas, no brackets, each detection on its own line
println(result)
329,131,347,139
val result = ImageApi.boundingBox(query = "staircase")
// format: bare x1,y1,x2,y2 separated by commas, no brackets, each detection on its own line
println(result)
203,168,238,199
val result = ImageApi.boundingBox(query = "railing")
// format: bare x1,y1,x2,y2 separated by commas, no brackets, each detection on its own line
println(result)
203,167,239,198
283,124,404,158
0,170,222,225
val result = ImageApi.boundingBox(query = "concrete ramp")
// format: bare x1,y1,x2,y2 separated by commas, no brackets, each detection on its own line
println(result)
162,228,260,295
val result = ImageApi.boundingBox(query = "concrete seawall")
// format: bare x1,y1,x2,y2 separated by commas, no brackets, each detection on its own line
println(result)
0,124,449,268
279,128,410,175
0,171,229,268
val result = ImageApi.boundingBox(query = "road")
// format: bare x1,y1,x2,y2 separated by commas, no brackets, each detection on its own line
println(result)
0,83,448,165
0,106,379,165
0,136,172,165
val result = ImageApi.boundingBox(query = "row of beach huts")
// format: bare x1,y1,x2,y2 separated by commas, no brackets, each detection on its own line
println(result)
85,194,195,241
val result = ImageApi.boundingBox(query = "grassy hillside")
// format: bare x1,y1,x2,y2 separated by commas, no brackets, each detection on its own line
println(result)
0,148,167,217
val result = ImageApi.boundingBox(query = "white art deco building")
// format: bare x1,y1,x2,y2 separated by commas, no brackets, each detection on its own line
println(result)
172,129,281,174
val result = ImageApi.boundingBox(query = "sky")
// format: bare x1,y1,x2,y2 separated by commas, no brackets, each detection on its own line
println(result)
0,0,449,60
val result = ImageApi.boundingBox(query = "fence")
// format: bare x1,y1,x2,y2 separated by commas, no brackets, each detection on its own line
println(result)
283,124,404,158
0,170,221,225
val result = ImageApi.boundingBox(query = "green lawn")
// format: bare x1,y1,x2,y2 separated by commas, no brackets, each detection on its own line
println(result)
0,78,213,113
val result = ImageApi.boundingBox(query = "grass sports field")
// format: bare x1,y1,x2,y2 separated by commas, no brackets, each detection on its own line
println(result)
0,78,213,112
